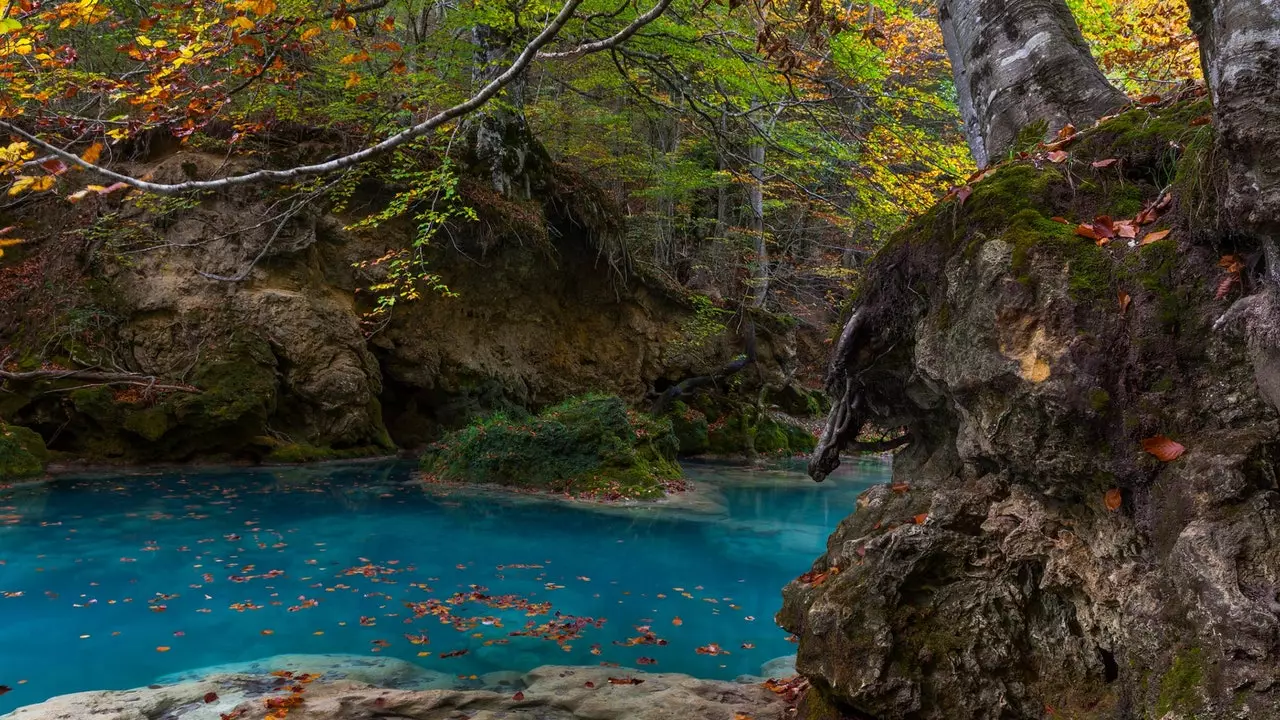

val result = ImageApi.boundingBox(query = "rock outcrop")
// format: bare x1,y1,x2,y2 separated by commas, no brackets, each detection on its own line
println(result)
0,150,819,464
2,664,786,720
782,100,1280,718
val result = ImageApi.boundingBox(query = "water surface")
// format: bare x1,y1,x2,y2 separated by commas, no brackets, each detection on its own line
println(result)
0,458,887,712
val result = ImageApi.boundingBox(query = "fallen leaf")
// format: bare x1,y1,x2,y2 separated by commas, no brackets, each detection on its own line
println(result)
1091,158,1118,168
1218,254,1244,273
584,681,596,688
513,691,525,701
260,629,274,635
636,657,657,665
1047,150,1069,163
1115,220,1137,239
913,513,928,525
1050,216,1070,224
1142,436,1186,462
1104,489,1122,512
1138,94,1162,104
1054,123,1076,141
890,481,910,494
1140,229,1171,245
1118,290,1131,315
955,185,972,204
1216,274,1240,300
607,677,643,685
671,616,682,626
1075,224,1100,240
0,686,10,697
1189,115,1211,126
156,646,171,653
204,692,218,703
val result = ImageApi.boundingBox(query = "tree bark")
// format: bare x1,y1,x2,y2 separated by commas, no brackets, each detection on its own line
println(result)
1187,0,1280,241
466,24,549,198
937,0,1126,167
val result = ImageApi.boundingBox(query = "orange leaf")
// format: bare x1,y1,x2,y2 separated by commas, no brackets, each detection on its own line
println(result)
671,616,682,626
1050,216,1070,224
1189,115,1211,127
1118,290,1131,315
1138,94,1162,105
156,646,171,652
913,513,928,525
1104,488,1122,511
1075,224,1099,240
890,481,910,494
80,142,103,165
1140,229,1171,245
1115,220,1137,239
955,185,972,204
1047,150,1069,163
1142,436,1186,462
1054,123,1076,140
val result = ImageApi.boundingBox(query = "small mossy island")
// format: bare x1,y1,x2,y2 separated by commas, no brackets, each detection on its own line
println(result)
420,394,682,500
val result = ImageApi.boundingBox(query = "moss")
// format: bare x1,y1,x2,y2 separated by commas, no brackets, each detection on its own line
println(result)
754,419,790,454
0,423,47,479
1002,207,1112,301
421,393,680,499
265,443,385,464
966,165,1064,233
1155,647,1205,716
1088,388,1111,413
668,401,710,456
122,407,175,442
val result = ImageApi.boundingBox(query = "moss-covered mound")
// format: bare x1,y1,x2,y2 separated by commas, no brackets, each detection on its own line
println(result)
0,422,48,479
420,394,681,499
667,397,816,458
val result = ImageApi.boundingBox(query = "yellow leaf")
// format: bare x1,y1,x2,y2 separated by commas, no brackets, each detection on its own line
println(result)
80,142,103,165
135,35,152,46
1140,228,1171,245
7,175,35,196
299,26,321,42
344,71,360,89
252,0,276,15
228,16,254,32
0,238,25,247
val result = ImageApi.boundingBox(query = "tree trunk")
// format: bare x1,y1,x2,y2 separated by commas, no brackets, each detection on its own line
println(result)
466,24,548,198
937,0,1127,167
748,123,769,308
1187,0,1280,243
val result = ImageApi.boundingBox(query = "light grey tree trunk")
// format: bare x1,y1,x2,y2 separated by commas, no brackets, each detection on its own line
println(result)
748,135,769,308
1188,0,1280,257
466,24,546,198
937,0,1127,167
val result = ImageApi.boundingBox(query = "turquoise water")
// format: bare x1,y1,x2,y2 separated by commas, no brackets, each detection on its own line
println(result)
0,458,888,712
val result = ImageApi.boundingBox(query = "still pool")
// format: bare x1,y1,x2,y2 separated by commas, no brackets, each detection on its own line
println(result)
0,458,888,712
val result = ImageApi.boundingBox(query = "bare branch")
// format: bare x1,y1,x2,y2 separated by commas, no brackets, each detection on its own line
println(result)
537,0,673,59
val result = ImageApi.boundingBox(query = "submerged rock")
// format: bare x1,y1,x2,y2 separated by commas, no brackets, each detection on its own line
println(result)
2,665,786,720
154,653,454,690
785,101,1280,718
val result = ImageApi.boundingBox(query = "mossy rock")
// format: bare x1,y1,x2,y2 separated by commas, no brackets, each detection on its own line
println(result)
264,442,388,464
668,401,711,455
421,393,680,499
0,423,48,479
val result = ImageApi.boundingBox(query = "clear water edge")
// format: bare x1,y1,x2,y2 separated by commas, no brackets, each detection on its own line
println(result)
0,457,890,713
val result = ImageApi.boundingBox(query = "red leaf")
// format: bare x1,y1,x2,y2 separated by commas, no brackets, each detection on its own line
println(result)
636,657,657,665
204,692,219,703
439,649,469,658
1050,216,1070,224
890,481,910,494
584,681,596,688
1104,488,1122,511
41,158,68,175
1189,115,1211,126
0,226,15,235
513,691,525,701
955,185,972,204
1140,228,1171,245
1138,94,1162,104
0,685,10,696
1142,436,1186,462
1091,158,1118,168
608,677,644,685
1093,215,1116,238
1047,150,1069,163
1115,220,1137,239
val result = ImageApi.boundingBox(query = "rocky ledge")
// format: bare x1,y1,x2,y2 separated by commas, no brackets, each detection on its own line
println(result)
782,100,1280,718
3,661,787,720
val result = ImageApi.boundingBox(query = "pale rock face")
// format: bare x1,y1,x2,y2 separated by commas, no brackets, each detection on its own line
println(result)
2,665,786,720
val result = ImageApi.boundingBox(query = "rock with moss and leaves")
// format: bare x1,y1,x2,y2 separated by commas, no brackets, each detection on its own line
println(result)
420,394,682,500
0,422,48,479
666,396,817,459
786,99,1280,720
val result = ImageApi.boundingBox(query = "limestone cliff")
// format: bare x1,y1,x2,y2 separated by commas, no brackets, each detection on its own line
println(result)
0,148,818,466
781,100,1280,718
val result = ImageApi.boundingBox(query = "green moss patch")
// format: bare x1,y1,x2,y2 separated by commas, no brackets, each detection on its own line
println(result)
0,423,48,479
421,394,681,500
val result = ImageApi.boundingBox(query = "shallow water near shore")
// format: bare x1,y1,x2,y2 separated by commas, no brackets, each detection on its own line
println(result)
0,457,888,712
